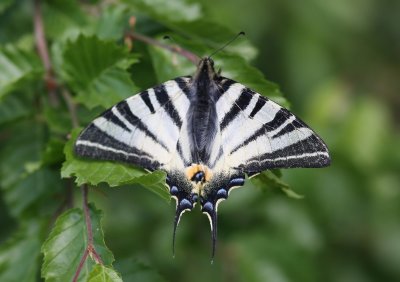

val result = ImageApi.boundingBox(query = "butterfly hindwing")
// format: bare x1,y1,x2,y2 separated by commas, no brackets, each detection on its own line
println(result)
200,171,245,258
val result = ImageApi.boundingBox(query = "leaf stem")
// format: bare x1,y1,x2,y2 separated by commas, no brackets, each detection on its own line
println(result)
125,31,200,65
82,185,103,264
71,186,104,281
82,186,93,245
72,248,89,282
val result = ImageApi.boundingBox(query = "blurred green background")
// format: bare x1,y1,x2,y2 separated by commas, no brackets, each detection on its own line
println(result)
1,0,400,281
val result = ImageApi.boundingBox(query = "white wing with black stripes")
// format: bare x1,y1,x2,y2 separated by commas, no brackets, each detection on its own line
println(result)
214,77,330,173
75,78,192,171
75,56,330,260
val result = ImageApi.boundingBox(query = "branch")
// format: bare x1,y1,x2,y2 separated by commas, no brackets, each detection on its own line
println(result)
125,31,200,65
33,0,58,105
33,0,80,130
82,186,95,247
72,185,104,282
33,1,102,280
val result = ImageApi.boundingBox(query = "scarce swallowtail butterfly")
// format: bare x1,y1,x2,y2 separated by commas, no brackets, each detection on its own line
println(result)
75,43,331,259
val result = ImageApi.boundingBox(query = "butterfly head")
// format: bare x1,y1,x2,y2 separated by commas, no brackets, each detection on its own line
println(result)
194,57,218,82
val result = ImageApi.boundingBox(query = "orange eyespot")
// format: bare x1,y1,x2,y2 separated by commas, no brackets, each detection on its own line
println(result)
186,164,213,182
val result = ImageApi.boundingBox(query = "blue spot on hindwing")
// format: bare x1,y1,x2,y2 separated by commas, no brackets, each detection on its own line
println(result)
216,188,227,198
170,186,178,195
202,202,214,213
228,177,244,188
179,198,192,210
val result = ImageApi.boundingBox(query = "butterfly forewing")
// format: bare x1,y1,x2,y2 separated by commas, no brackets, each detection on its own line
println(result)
75,78,192,171
214,77,330,174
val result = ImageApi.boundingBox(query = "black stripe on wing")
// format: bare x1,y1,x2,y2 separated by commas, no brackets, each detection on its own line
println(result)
174,77,192,99
249,97,266,119
154,84,183,128
115,100,169,151
140,90,155,114
215,77,236,101
208,147,224,169
102,109,131,132
271,119,303,139
230,107,294,154
75,124,161,170
176,141,191,167
244,134,330,171
220,88,253,131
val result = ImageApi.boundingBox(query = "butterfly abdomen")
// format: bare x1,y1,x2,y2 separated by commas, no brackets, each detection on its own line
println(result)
187,60,220,164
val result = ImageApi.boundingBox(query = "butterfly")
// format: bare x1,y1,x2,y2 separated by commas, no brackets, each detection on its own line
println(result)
75,55,331,259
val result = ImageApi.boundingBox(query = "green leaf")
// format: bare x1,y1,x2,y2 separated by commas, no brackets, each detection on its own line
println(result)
0,221,42,282
0,91,33,125
126,0,202,22
96,4,130,40
41,204,114,282
42,138,66,166
165,20,258,61
61,128,170,202
88,265,122,282
62,34,139,109
2,168,63,218
43,0,91,41
214,53,288,107
251,171,304,199
128,0,257,61
0,0,12,14
75,67,139,109
147,43,196,82
0,45,43,99
0,121,47,188
43,103,74,135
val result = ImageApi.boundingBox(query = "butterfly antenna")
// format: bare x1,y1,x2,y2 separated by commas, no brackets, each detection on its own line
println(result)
163,35,202,61
208,31,245,59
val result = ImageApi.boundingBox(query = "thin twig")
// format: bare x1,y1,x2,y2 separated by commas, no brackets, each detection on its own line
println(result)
82,186,94,246
33,0,58,105
71,186,104,281
82,185,103,264
125,31,200,65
